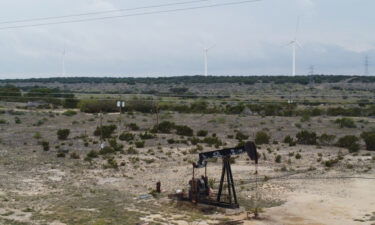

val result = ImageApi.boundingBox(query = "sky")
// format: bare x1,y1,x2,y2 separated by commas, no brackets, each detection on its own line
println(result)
0,0,374,79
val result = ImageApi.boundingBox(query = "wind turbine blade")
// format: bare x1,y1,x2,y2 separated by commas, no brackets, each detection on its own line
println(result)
295,16,300,39
296,41,302,48
207,44,216,50
286,41,294,46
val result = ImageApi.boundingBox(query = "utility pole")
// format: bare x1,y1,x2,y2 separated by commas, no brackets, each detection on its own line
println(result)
365,55,369,76
308,65,315,88
154,101,159,129
309,65,315,75
100,110,104,150
117,100,125,137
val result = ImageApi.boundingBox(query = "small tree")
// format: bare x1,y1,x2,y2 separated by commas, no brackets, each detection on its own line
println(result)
334,118,356,128
318,133,336,146
41,141,49,151
336,135,360,153
197,130,208,137
127,123,140,131
175,125,194,136
296,130,317,145
235,131,249,141
94,125,117,139
57,129,70,140
255,131,270,145
152,121,175,133
283,135,296,146
361,132,375,151
119,132,135,142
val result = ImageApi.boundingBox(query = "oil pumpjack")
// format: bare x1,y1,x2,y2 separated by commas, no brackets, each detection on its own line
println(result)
181,141,258,209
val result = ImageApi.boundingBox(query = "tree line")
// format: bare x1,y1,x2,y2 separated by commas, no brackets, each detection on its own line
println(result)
1,75,375,85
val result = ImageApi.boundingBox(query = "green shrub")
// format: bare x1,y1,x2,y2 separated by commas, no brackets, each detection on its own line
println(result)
336,135,360,153
295,153,302,159
197,130,208,137
41,141,49,151
175,125,193,136
300,114,311,122
135,140,145,148
189,137,200,145
127,123,140,131
296,130,317,145
167,138,175,144
119,132,135,142
324,158,339,167
255,131,270,145
202,136,222,147
15,117,21,124
78,99,117,113
103,157,118,169
62,110,77,116
70,152,80,159
334,118,356,128
139,131,155,140
361,132,375,151
99,146,116,155
86,150,99,158
126,147,138,154
283,135,296,146
93,125,116,139
275,155,282,163
318,133,336,146
235,131,249,141
57,152,66,158
153,121,175,133
57,129,70,140
108,138,123,152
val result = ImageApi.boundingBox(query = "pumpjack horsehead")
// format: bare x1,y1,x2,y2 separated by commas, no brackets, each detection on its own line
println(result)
189,141,258,209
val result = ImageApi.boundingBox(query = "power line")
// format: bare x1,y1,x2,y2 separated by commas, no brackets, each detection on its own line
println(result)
0,0,261,31
0,0,210,25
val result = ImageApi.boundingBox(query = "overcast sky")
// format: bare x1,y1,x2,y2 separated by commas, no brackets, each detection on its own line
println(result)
0,0,374,78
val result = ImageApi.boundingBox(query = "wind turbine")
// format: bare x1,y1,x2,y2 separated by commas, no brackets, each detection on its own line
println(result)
203,44,215,76
288,17,302,76
62,45,66,77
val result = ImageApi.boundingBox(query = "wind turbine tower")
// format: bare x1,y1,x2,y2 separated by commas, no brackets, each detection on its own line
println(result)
203,45,215,76
288,18,301,76
62,46,66,77
365,55,369,76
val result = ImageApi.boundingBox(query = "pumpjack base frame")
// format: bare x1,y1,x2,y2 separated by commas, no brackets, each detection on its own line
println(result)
177,196,239,209
198,199,239,209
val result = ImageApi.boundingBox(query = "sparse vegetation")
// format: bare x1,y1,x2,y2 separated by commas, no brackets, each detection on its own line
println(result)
197,130,208,137
255,131,270,145
119,132,135,142
334,117,356,128
361,131,375,151
94,125,116,139
62,110,77,117
336,135,360,152
296,130,317,145
57,129,70,140
175,125,194,136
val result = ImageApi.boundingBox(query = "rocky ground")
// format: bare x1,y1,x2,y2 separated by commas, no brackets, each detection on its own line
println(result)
0,106,374,225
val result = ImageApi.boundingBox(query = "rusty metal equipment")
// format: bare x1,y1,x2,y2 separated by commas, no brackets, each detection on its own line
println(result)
187,141,258,209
